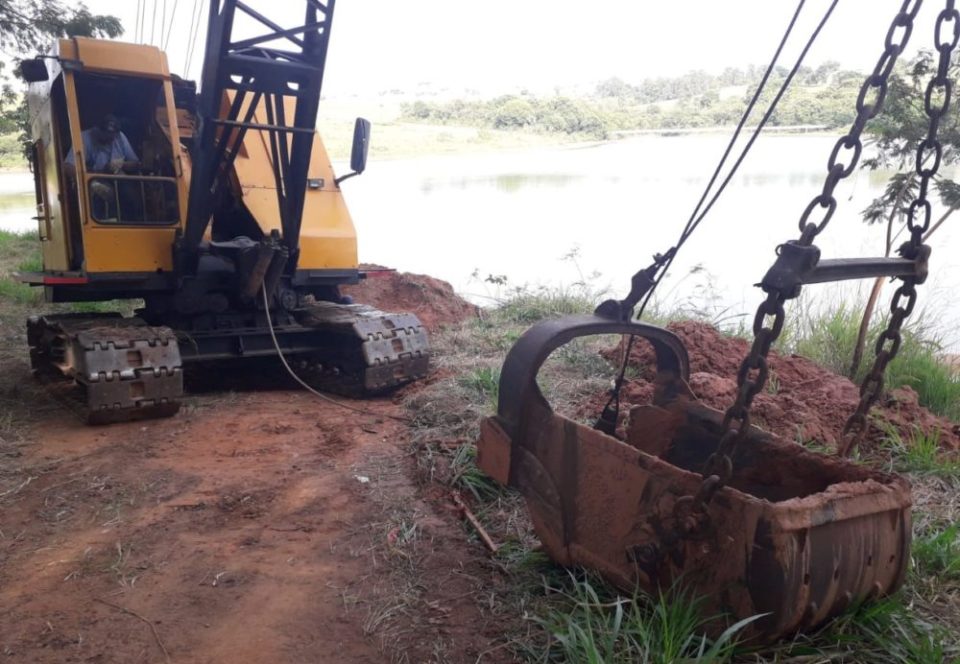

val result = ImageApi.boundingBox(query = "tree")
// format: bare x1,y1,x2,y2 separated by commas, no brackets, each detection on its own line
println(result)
0,0,122,148
850,50,960,377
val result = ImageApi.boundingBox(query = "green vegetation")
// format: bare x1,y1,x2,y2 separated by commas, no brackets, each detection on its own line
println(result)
401,63,863,139
771,595,950,664
0,228,41,304
1,1,123,164
531,575,756,664
913,525,960,581
780,298,960,422
0,132,26,168
458,366,501,408
879,425,960,478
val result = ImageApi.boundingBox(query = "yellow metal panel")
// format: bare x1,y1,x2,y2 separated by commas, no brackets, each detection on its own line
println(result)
82,226,178,272
58,38,171,79
228,94,359,270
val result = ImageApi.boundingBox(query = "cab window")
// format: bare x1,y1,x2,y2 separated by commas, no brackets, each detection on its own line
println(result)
88,177,179,225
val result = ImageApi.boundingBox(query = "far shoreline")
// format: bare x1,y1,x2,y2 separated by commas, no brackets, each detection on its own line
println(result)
0,125,843,190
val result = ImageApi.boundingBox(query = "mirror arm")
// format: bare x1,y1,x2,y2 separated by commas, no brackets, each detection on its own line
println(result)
334,171,360,186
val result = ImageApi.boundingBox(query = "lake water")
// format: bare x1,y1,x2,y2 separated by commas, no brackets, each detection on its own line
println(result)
3,134,958,351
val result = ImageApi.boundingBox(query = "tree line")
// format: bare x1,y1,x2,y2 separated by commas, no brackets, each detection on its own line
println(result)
400,63,866,139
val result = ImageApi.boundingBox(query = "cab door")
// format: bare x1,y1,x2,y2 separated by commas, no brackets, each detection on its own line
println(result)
31,97,72,272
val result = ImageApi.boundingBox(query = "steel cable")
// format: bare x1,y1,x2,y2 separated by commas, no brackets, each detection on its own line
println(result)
638,0,841,319
185,0,205,77
163,0,179,52
601,0,841,431
260,287,413,424
184,0,199,74
150,0,158,45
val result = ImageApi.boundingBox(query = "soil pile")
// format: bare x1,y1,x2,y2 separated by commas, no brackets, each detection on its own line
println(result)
599,320,960,451
344,266,478,332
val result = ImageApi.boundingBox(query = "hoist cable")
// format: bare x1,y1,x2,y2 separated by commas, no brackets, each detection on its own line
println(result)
150,0,158,45
260,287,412,424
637,0,841,319
159,0,168,50
599,0,841,431
163,0,179,52
184,0,199,74
185,0,205,77
135,0,142,43
674,0,806,251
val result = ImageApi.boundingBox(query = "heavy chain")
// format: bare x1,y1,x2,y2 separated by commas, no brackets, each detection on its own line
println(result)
838,0,955,457
676,0,926,525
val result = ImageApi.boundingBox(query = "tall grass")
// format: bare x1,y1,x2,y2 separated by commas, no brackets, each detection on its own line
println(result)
531,574,757,664
780,298,960,421
878,425,960,477
491,283,600,324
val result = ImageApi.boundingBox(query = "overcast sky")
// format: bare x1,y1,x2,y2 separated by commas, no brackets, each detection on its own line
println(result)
76,0,943,96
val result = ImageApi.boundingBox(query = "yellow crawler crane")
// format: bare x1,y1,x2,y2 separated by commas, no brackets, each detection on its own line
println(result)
18,1,428,423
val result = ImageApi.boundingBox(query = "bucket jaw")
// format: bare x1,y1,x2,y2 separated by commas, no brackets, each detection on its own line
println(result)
477,315,912,640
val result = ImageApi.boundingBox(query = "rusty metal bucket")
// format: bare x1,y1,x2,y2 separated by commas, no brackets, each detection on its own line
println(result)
477,315,912,641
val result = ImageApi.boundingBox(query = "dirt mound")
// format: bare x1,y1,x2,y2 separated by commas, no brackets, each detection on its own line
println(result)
598,320,960,452
343,266,478,332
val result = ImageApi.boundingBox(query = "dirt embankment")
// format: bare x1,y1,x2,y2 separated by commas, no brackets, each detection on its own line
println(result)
600,320,960,451
344,267,479,333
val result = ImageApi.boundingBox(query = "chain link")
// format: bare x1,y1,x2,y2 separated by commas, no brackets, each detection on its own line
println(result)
800,1,924,242
674,1,929,526
838,1,954,456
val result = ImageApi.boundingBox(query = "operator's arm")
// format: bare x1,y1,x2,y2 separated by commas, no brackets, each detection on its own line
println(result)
115,132,141,173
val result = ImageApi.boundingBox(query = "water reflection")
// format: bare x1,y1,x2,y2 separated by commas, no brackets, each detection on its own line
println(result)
1,135,957,351
420,173,585,194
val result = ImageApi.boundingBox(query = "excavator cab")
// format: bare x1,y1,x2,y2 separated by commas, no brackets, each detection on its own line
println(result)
22,39,188,280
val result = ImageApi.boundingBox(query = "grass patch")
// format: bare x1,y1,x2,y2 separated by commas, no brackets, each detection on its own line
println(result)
0,229,42,305
878,425,960,478
457,366,500,409
0,277,41,304
887,344,960,421
449,442,500,501
0,228,39,263
765,595,951,664
529,574,756,664
491,283,599,324
913,524,960,581
780,298,960,421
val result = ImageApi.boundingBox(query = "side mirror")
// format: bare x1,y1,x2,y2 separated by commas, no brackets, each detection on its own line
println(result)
19,58,49,83
336,117,371,186
350,117,371,174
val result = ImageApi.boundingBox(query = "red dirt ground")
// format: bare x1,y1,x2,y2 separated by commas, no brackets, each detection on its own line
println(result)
4,272,955,662
597,320,960,452
0,272,499,664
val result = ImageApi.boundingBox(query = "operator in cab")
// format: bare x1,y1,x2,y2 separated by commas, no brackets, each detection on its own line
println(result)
64,114,143,222
64,114,140,176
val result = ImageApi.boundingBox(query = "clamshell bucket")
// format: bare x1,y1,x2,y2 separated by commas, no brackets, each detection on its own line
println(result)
477,315,912,641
